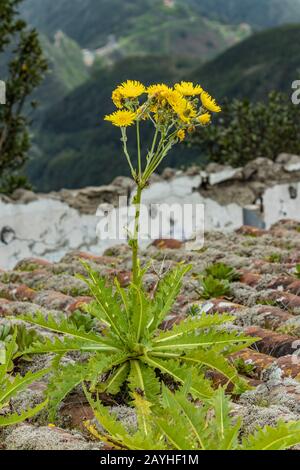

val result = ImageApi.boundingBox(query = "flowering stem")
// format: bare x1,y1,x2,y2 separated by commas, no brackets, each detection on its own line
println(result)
121,128,136,179
148,127,159,161
143,131,165,182
143,130,176,182
132,184,142,285
136,121,142,180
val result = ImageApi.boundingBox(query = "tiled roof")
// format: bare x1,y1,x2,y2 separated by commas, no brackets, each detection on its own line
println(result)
1,219,300,448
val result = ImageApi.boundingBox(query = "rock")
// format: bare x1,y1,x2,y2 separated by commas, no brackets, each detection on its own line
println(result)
3,425,102,450
185,165,201,176
243,158,281,182
236,225,268,237
151,239,184,249
161,167,177,180
10,189,38,204
282,154,300,173
111,176,134,191
277,152,300,164
57,180,134,215
205,163,229,173
148,173,162,183
209,167,241,186
14,258,52,272
232,403,299,436
276,153,293,164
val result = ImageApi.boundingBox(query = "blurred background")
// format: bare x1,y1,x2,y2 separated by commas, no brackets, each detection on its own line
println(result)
1,0,300,193
1,0,300,268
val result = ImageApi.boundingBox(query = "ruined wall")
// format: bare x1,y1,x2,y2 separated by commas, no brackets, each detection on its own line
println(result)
1,155,300,269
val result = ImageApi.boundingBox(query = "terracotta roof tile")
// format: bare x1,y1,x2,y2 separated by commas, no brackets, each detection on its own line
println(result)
245,326,298,357
3,217,300,447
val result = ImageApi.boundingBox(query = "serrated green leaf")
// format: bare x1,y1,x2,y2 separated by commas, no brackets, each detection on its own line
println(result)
0,399,48,427
143,356,214,400
156,418,191,450
149,264,191,333
132,391,153,438
47,362,88,421
130,283,150,342
153,314,234,344
85,352,128,389
208,388,240,450
78,261,128,340
20,336,97,357
0,368,50,405
151,329,255,352
241,420,300,450
182,350,241,389
19,312,121,351
128,360,160,402
160,386,208,450
99,362,130,395
0,331,17,380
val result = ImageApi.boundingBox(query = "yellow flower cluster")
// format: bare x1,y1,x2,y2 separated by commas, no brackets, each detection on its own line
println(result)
104,80,221,138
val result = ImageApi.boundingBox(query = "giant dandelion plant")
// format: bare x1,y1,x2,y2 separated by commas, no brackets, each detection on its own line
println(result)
20,81,255,420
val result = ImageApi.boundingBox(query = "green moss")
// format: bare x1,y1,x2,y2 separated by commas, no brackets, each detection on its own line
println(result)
234,358,255,377
266,253,282,263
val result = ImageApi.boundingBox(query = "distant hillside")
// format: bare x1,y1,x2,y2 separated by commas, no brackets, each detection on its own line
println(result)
27,24,300,191
188,0,300,28
191,24,300,101
20,0,249,61
35,32,89,110
20,0,300,50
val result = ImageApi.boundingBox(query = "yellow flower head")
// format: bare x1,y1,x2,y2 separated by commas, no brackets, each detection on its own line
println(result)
201,92,221,113
112,89,124,109
177,129,186,142
171,96,197,123
104,110,136,127
175,81,203,96
117,80,146,99
147,83,170,96
198,112,211,125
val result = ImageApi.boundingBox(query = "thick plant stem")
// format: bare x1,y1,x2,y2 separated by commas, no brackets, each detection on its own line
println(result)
136,121,142,180
132,184,142,285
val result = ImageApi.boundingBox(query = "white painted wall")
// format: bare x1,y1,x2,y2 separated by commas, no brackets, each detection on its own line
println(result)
4,173,291,270
263,183,300,228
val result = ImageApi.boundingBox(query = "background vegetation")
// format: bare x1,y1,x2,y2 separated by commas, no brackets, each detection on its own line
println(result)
1,0,300,192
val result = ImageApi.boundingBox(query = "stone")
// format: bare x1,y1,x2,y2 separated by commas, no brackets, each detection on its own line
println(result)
205,163,228,173
161,167,177,180
236,225,268,237
10,189,38,204
3,425,102,450
245,326,297,357
275,153,300,172
151,239,184,249
208,167,241,186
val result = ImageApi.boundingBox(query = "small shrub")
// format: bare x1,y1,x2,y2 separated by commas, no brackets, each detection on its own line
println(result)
266,253,282,263
200,275,231,299
189,92,300,167
204,262,240,282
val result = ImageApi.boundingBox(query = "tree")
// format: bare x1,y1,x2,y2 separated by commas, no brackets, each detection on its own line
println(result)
188,92,300,167
0,0,47,193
